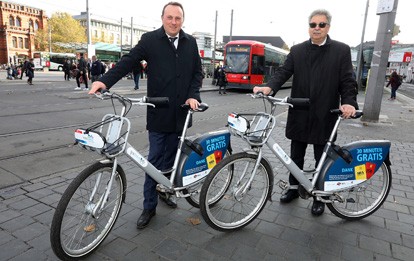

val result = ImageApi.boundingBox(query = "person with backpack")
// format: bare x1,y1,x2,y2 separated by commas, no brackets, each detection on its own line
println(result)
386,71,401,101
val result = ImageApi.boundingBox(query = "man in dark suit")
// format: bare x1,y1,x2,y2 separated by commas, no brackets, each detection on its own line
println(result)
89,2,202,229
253,9,358,216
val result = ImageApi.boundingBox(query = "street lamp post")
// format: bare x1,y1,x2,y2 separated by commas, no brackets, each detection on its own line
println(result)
356,0,369,90
212,10,217,85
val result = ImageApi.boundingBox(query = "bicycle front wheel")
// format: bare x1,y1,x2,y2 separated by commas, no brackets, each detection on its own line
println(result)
200,152,273,231
327,162,392,220
50,162,126,260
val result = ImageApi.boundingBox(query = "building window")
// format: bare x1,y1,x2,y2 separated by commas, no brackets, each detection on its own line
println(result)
29,20,33,30
9,16,15,26
18,37,23,48
34,21,39,30
12,36,17,48
24,38,29,49
15,17,21,27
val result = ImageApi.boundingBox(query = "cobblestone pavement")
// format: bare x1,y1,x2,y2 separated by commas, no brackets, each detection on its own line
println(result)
1,81,414,260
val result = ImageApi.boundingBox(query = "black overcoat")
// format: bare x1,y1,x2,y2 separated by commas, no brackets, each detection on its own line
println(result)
99,27,202,133
267,35,358,145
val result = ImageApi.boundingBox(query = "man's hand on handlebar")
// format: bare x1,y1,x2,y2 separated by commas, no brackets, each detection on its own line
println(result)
340,104,356,119
89,81,107,95
253,86,273,96
185,98,199,110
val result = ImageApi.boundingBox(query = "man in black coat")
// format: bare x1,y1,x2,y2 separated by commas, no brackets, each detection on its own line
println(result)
76,53,88,90
89,2,202,228
254,9,358,216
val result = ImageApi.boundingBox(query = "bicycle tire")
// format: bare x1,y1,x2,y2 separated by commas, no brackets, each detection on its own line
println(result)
50,162,126,260
200,152,273,231
185,149,232,208
327,162,392,220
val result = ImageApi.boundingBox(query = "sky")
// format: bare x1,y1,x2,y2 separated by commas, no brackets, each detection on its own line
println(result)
8,0,413,48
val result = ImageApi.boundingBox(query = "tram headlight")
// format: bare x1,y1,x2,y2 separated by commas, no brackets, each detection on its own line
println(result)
242,75,249,80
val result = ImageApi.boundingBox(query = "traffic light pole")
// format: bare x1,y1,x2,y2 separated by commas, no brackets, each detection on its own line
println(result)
362,0,398,122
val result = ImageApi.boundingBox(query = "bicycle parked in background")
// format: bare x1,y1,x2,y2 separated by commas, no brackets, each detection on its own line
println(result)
199,93,392,231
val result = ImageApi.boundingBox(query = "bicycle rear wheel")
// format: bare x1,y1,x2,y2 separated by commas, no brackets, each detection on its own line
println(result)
50,162,126,260
200,152,273,231
327,162,391,220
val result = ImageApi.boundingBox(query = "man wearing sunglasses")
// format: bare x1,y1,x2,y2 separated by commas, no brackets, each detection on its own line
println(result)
253,9,358,216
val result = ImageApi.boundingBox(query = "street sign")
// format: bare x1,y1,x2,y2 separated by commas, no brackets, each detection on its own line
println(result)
377,0,395,14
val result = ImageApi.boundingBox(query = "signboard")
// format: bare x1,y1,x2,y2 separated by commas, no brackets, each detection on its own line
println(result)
389,51,413,62
377,0,394,14
403,52,412,63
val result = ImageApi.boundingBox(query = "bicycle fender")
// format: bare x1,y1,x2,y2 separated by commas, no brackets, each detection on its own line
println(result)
317,140,391,192
176,130,231,187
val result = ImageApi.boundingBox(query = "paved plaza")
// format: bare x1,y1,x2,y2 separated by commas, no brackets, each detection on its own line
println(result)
1,72,414,260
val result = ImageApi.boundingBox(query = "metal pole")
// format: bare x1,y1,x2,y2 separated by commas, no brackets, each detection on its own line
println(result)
212,10,217,85
86,0,91,45
48,26,52,53
362,0,398,122
229,9,233,41
120,18,123,59
131,17,133,48
356,0,369,90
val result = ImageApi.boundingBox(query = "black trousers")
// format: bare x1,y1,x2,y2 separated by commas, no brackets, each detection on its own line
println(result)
289,140,324,186
143,131,179,210
76,70,88,88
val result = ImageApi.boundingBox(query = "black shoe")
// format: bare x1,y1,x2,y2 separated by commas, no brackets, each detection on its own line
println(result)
311,200,325,216
158,192,177,208
280,189,299,203
219,92,222,95
136,209,156,229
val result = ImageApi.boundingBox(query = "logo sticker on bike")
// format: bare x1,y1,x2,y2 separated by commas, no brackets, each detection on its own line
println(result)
126,147,148,167
273,144,291,164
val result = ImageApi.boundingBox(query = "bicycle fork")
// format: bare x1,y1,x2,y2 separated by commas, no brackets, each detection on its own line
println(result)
234,150,263,201
86,158,120,218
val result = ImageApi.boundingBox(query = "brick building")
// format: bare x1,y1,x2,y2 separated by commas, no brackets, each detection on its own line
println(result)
0,1,48,66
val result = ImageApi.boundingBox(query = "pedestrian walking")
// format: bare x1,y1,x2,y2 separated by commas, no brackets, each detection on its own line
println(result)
132,62,142,90
90,55,102,83
26,58,35,85
386,71,401,100
216,66,227,94
75,53,88,90
253,9,358,216
89,1,202,229
63,59,71,81
19,59,28,80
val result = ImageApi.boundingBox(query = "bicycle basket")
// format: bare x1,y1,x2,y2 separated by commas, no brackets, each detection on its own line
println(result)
75,114,131,157
228,113,272,144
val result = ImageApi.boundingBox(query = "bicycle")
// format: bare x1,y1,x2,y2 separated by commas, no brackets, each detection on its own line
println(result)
199,93,392,231
50,92,232,260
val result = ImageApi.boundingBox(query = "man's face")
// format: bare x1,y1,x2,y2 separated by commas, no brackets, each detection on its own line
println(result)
308,15,330,45
162,4,184,37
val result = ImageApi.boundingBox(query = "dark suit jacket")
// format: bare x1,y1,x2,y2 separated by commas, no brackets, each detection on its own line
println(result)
99,27,202,133
267,35,358,145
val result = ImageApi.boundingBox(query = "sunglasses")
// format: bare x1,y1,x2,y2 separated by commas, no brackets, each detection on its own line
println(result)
309,22,329,28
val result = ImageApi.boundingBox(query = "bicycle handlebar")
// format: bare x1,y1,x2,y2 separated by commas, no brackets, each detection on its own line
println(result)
250,93,310,108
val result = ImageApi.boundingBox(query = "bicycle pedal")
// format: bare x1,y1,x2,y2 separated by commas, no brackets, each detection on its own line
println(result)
276,180,289,190
156,184,173,194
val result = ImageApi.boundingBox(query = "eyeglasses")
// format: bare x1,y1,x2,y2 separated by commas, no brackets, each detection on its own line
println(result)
309,22,329,28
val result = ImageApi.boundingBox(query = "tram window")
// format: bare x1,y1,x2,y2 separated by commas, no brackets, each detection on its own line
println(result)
251,55,264,75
